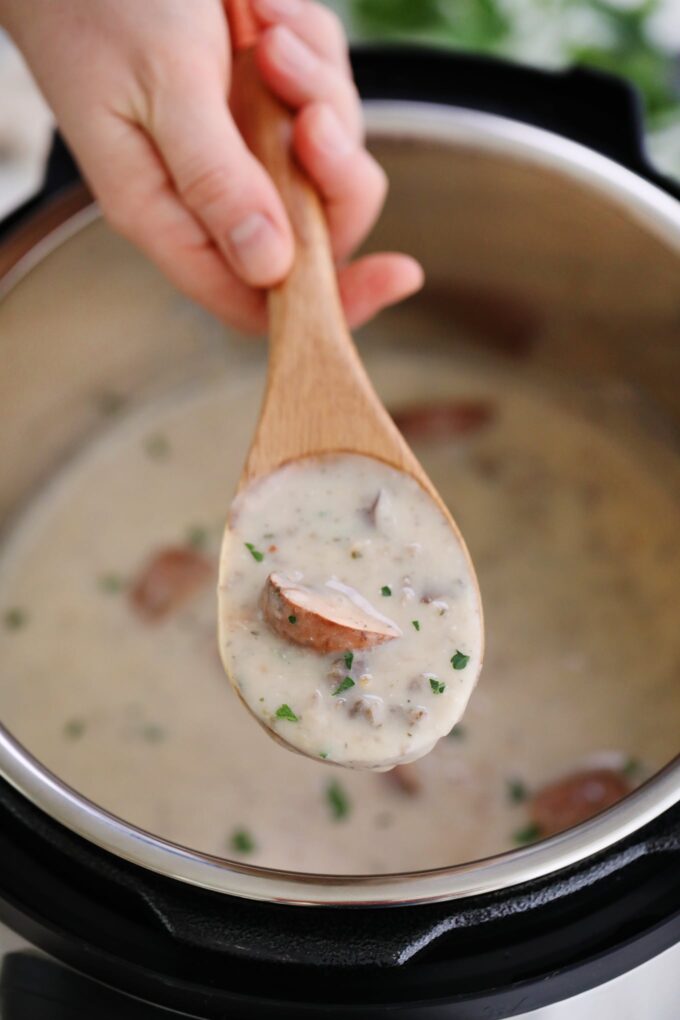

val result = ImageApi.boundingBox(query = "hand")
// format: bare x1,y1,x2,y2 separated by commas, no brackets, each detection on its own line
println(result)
1,0,423,331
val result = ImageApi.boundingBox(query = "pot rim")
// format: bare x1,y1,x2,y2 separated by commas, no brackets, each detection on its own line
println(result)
0,102,678,907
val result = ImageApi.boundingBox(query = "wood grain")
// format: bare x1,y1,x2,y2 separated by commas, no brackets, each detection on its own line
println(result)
231,49,442,508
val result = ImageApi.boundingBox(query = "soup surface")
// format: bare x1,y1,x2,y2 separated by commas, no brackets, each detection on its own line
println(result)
0,347,678,873
219,455,482,770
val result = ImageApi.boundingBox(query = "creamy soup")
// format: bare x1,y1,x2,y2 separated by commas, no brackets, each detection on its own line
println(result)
0,347,678,874
219,456,482,769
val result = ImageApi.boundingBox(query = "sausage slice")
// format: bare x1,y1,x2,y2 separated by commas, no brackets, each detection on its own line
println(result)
386,764,422,795
261,572,401,654
530,768,632,837
130,546,213,621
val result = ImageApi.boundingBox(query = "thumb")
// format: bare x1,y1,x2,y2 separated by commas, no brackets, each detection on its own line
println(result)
149,69,293,287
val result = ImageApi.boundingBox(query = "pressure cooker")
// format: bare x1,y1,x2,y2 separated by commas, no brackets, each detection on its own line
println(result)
0,48,678,1019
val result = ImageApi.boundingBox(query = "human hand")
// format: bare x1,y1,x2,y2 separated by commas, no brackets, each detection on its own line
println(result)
1,0,423,331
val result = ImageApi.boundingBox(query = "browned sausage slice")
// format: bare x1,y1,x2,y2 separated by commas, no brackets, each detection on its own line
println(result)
261,572,401,654
386,764,422,796
130,547,213,621
530,768,632,837
391,400,495,442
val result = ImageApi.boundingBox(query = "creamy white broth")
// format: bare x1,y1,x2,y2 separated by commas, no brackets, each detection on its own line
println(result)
0,349,678,873
219,456,482,769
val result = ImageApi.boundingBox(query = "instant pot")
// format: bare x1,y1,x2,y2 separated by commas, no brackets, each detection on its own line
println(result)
0,48,679,1019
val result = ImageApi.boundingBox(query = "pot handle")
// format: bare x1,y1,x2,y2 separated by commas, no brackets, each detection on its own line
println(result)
351,47,680,199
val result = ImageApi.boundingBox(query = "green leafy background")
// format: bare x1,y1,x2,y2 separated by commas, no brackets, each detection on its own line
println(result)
330,0,680,178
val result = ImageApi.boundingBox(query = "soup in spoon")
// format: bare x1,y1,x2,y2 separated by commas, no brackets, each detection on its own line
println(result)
219,454,483,770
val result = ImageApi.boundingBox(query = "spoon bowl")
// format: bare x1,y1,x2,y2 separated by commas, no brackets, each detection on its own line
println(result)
218,2,483,768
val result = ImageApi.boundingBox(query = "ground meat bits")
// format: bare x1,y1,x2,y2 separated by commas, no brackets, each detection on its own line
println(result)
530,768,632,837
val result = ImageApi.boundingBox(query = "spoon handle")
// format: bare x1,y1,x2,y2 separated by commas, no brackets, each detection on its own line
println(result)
228,2,411,485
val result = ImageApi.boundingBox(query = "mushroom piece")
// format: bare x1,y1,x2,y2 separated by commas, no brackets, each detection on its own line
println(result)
530,768,631,837
261,572,402,654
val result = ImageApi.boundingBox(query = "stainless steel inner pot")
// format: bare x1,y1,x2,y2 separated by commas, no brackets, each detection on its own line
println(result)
0,102,679,906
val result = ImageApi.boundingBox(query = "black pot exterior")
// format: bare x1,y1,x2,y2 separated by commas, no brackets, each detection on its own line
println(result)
1,47,679,1019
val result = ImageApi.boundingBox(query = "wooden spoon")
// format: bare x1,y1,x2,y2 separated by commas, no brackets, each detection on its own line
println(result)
220,0,482,760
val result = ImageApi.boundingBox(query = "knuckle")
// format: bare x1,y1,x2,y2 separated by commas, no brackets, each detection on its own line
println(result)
178,163,231,213
135,40,197,97
312,4,347,56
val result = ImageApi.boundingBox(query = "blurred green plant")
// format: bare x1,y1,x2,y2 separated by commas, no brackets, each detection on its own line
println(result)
349,0,679,124
345,0,680,173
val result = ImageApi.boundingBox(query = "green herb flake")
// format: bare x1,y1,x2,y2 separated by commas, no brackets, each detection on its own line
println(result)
429,677,446,695
623,756,642,778
451,650,470,670
332,676,355,697
231,828,256,854
380,585,392,597
4,607,27,630
245,542,264,563
98,573,124,594
141,723,165,744
287,615,297,625
507,778,528,804
343,651,354,670
327,780,350,820
513,823,542,845
186,525,208,550
63,718,86,741
319,751,329,759
144,433,170,459
412,619,421,631
275,703,298,722
97,390,125,416
448,724,466,740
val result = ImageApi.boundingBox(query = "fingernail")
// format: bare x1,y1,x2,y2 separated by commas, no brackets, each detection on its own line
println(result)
228,212,289,284
253,0,303,20
312,105,354,158
268,24,317,77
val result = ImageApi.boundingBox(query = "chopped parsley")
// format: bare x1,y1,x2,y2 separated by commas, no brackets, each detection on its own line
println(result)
63,718,86,741
380,585,392,597
623,756,642,778
245,542,264,562
332,676,355,696
288,615,297,625
319,751,329,759
513,823,542,845
275,703,298,722
98,573,124,594
141,723,165,743
144,433,170,459
97,390,125,416
327,780,350,820
344,651,354,670
448,724,466,740
231,829,256,854
412,620,421,631
451,650,470,670
186,525,208,550
507,778,528,803
429,677,446,695
4,607,27,630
